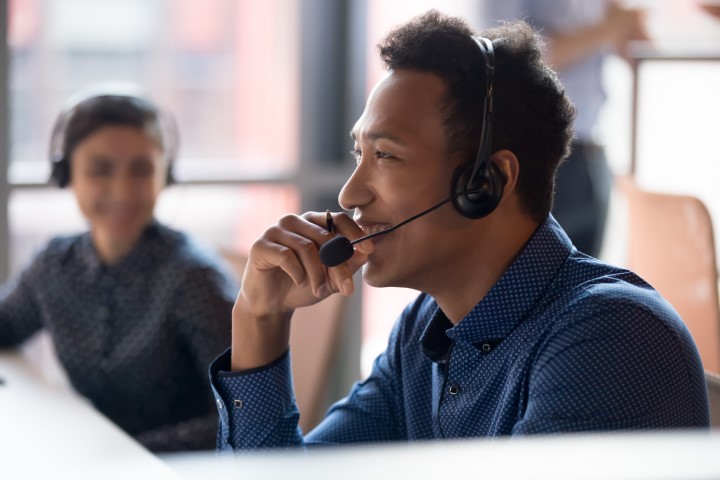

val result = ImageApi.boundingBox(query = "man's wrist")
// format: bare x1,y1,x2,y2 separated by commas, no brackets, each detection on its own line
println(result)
230,296,292,371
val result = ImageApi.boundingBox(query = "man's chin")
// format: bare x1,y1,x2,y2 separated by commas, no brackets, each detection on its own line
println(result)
362,263,401,289
361,263,384,288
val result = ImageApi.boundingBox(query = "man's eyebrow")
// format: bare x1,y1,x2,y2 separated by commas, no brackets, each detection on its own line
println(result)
349,130,406,144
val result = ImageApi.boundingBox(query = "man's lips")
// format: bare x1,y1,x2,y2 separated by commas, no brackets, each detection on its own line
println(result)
357,223,393,237
353,215,392,234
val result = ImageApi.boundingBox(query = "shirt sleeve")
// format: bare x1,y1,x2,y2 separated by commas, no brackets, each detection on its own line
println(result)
210,310,406,451
0,255,45,347
212,348,303,451
512,290,710,434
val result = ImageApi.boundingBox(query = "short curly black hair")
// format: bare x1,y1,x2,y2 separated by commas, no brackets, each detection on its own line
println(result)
378,10,575,221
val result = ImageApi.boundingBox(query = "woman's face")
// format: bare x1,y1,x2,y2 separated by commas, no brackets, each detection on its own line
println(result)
70,125,167,246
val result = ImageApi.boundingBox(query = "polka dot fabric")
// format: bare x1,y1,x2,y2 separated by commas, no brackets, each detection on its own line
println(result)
0,221,238,452
211,215,709,451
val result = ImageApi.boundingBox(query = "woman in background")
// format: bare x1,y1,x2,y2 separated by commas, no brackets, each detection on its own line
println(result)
0,88,238,452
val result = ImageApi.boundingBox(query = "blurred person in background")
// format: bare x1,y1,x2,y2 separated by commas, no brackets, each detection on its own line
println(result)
480,0,648,258
0,87,238,452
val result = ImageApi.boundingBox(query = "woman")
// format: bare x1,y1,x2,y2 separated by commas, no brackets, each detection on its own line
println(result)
0,89,238,452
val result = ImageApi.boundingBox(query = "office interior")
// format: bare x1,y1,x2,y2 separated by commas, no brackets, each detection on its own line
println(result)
1,0,719,478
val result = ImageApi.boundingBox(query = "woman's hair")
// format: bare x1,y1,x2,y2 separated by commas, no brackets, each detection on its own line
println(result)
377,10,576,221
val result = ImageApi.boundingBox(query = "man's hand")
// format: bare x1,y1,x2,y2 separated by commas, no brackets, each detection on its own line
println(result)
230,211,373,370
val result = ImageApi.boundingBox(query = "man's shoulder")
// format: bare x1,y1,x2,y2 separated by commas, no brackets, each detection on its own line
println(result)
558,253,673,312
524,254,709,430
548,253,692,346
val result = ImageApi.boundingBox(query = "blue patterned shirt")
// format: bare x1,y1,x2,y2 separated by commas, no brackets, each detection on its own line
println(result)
0,221,238,452
210,216,709,450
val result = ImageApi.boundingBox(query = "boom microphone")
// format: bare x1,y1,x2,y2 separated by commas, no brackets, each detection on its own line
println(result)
319,188,484,267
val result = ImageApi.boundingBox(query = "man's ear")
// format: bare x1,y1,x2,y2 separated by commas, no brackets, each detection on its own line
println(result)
491,149,520,200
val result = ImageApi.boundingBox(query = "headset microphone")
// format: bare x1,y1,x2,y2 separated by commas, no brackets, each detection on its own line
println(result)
319,187,485,268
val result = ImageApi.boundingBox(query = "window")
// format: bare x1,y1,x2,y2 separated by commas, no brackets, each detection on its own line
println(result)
7,0,301,272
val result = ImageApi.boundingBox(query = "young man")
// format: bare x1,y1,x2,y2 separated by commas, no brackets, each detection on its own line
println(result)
210,11,709,450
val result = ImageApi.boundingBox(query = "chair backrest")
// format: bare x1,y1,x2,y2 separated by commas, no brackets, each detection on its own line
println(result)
706,371,720,428
220,250,348,433
618,177,720,374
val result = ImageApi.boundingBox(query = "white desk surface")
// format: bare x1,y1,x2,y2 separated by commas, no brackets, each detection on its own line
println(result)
0,350,178,479
164,430,720,480
4,349,720,479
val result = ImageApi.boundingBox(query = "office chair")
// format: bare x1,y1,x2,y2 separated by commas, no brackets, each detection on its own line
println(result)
617,177,720,374
706,371,720,428
221,250,349,433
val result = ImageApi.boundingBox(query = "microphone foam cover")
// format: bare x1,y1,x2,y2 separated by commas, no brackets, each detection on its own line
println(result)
319,236,354,267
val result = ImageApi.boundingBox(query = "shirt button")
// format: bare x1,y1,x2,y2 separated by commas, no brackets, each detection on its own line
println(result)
482,343,491,352
233,399,243,409
448,384,460,395
216,399,223,410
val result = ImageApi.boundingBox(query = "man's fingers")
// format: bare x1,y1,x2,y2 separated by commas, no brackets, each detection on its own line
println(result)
254,212,373,298
249,237,308,288
253,222,326,295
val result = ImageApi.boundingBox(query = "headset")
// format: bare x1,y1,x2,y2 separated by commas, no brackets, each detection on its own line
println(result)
48,86,179,188
451,36,504,219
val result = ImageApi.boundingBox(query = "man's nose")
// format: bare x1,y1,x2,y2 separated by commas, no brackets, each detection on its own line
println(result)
338,159,374,211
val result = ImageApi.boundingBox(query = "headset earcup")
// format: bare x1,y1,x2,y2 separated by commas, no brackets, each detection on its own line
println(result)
451,162,504,219
51,157,70,188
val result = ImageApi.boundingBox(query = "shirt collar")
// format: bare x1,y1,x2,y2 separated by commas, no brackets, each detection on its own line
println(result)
420,215,573,361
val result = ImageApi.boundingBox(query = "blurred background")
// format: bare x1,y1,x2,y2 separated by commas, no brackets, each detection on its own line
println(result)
1,0,719,389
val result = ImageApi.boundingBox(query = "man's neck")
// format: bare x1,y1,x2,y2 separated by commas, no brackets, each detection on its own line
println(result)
428,216,541,324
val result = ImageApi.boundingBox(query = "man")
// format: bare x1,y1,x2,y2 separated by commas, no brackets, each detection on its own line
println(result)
210,11,709,450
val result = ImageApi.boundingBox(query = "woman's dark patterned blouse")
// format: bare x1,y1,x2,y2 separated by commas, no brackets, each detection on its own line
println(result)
0,222,238,452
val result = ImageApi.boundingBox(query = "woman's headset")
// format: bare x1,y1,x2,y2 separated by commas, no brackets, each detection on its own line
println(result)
48,85,179,188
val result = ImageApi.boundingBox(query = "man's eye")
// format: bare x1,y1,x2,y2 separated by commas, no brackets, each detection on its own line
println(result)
376,150,395,160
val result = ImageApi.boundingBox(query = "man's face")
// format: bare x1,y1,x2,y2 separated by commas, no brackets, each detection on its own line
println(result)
340,69,474,291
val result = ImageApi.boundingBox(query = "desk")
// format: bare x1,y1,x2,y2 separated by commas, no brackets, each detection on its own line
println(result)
5,351,718,480
164,431,720,479
0,351,177,479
